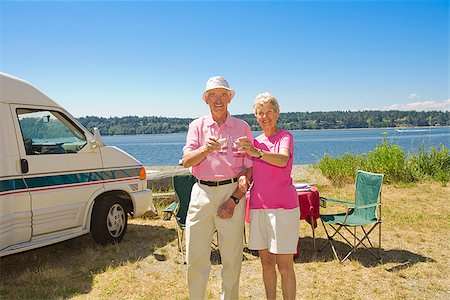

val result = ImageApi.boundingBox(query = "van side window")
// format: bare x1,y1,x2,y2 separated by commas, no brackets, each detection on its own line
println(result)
16,109,87,155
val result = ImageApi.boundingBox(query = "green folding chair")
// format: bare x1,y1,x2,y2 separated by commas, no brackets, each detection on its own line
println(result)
162,174,197,262
319,170,384,262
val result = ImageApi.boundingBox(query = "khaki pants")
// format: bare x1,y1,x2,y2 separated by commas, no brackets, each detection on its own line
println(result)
186,181,245,300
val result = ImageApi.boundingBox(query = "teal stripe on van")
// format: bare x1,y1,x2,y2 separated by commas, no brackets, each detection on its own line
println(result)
0,178,27,193
0,167,140,193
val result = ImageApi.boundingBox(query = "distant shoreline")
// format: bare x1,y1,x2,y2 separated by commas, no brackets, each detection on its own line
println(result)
80,111,449,136
102,125,450,137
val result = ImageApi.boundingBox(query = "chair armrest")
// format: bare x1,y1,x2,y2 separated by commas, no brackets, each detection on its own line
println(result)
163,201,178,212
320,197,354,205
162,201,178,221
349,203,380,209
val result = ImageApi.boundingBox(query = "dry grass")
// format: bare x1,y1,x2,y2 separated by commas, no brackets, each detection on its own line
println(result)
1,166,449,299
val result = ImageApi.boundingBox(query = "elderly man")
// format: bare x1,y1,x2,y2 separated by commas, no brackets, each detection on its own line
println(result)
182,76,253,300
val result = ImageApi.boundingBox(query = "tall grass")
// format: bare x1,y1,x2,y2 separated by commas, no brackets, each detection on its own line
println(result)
316,135,450,186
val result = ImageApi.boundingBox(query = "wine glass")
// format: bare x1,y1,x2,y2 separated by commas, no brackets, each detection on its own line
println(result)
230,136,244,156
216,135,228,153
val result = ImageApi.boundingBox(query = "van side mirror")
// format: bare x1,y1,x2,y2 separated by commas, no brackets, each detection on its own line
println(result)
93,127,103,146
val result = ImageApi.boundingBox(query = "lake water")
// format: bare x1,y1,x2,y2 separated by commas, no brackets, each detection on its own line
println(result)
102,127,450,166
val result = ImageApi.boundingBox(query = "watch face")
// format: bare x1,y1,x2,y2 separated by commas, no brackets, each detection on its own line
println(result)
258,149,264,158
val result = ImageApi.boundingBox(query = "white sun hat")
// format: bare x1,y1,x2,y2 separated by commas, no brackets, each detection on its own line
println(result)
202,76,235,100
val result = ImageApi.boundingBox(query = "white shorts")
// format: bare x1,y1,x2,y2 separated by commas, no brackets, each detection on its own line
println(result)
248,207,300,254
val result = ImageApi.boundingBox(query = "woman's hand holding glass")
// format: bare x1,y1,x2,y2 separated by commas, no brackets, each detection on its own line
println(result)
235,136,260,158
238,174,250,194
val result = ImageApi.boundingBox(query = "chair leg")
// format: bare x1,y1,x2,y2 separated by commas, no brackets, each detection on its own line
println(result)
177,226,182,252
176,227,187,264
379,222,382,262
310,215,316,252
322,219,382,263
341,248,357,262
319,220,343,251
243,223,247,245
358,225,380,260
341,226,370,262
333,225,355,248
320,220,342,261
342,224,380,261
328,238,341,261
182,230,187,264
318,219,329,252
212,230,219,247
361,227,375,248
343,226,371,249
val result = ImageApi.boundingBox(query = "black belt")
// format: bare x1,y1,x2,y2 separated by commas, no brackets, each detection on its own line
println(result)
198,177,238,187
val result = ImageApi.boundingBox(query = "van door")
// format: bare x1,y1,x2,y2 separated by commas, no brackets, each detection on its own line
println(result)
11,105,103,236
0,104,32,251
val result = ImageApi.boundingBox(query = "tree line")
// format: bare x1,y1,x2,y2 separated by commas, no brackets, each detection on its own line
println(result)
78,110,449,135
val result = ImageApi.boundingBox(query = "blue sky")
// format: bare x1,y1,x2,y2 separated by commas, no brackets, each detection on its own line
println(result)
1,0,449,118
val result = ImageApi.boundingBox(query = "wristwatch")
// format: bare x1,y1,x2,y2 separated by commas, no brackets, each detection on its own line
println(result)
257,149,264,159
230,195,240,204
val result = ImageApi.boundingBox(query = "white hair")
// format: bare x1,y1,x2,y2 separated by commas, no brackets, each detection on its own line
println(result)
253,92,280,114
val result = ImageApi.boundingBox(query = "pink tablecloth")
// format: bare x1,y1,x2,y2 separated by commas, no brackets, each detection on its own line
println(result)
298,186,320,226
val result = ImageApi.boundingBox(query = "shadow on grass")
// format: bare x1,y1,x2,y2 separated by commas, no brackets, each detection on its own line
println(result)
0,223,177,299
295,236,435,269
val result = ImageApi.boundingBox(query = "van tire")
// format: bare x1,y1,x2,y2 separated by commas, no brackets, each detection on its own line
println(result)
91,197,128,245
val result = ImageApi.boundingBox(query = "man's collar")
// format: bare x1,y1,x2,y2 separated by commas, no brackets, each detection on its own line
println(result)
206,112,234,127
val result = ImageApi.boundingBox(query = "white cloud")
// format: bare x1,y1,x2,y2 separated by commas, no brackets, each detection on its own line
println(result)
383,99,450,111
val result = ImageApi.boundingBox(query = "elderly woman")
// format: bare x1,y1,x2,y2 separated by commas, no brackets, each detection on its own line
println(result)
238,92,299,300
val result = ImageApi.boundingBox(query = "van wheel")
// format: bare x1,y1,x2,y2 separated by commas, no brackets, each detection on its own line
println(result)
91,198,128,245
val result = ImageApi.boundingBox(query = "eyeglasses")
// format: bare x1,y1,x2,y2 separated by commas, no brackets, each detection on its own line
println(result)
207,91,230,100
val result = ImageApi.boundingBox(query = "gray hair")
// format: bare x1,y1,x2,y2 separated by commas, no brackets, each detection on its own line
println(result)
253,92,280,114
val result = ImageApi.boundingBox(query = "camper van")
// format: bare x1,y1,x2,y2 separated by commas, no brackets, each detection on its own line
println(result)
0,72,154,257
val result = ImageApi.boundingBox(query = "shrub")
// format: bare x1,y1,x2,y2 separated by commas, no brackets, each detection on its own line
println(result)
405,144,450,185
316,153,366,186
364,140,411,183
315,136,449,185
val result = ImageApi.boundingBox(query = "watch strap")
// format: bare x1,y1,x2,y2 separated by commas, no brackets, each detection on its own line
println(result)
230,195,240,204
257,149,264,159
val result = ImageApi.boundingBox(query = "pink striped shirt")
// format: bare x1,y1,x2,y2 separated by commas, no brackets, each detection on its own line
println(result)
183,113,253,181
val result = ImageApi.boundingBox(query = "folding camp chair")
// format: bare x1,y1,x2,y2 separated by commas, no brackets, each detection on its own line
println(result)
318,170,384,262
162,174,197,262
